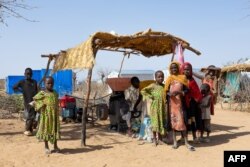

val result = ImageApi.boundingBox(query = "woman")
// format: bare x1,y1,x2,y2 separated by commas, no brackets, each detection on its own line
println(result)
193,65,221,115
165,61,195,151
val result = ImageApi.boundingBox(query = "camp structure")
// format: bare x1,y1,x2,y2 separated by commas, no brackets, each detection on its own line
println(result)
48,29,201,146
219,60,250,111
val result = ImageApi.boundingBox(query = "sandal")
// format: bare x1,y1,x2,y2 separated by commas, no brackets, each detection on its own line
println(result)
172,143,178,149
45,148,51,154
53,148,60,153
187,145,195,151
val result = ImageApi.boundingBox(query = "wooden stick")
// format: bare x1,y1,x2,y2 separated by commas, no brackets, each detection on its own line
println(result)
39,55,55,87
92,91,97,126
118,53,127,77
100,48,140,55
81,68,93,146
171,52,175,62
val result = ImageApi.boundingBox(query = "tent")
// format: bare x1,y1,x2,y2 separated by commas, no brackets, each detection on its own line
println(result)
49,29,201,146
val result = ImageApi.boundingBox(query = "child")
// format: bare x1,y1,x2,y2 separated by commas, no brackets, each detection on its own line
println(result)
165,61,195,151
13,68,38,136
121,77,142,136
181,62,203,143
193,65,221,115
31,76,60,154
200,83,212,142
141,70,165,146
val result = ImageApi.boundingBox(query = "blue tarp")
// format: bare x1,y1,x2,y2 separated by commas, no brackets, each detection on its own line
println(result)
223,72,240,97
6,69,73,97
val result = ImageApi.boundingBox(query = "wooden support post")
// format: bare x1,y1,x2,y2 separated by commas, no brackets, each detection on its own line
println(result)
171,52,175,62
81,68,93,146
118,53,127,77
39,54,57,87
92,91,97,126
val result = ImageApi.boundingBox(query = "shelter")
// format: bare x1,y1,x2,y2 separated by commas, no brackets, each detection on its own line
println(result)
219,61,250,110
49,29,201,146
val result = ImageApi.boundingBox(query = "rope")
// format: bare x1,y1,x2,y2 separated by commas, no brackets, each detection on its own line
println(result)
66,93,111,101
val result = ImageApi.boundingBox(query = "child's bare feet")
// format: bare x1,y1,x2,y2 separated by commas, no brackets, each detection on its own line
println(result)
45,148,51,154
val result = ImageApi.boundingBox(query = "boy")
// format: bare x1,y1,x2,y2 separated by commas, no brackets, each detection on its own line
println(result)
121,77,142,136
200,83,212,142
13,68,38,136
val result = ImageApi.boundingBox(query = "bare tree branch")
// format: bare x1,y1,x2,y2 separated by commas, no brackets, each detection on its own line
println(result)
0,0,37,25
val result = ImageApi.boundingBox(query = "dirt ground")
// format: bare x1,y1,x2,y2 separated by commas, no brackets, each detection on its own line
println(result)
0,105,250,167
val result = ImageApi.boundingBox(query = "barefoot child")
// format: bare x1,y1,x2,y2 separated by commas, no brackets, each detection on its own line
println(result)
141,71,165,146
200,83,212,142
31,77,60,154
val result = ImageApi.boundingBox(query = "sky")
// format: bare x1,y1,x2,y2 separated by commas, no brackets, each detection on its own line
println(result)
0,0,250,81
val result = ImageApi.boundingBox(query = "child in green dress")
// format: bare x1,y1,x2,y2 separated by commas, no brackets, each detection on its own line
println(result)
141,70,165,146
31,77,60,154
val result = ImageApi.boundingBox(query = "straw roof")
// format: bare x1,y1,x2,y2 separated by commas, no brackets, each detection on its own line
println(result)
221,63,250,73
53,29,201,72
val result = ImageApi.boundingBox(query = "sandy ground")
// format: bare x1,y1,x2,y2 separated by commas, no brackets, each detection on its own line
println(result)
0,105,250,167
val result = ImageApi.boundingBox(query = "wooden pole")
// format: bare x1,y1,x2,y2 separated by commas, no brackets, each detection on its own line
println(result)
118,53,127,77
81,68,93,146
92,91,97,126
171,52,175,62
39,54,57,87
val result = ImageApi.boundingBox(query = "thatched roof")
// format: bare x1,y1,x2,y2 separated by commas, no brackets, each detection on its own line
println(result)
221,63,250,73
53,29,201,72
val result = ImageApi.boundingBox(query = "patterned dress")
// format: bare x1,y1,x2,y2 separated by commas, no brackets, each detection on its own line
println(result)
33,91,60,144
141,83,165,135
169,80,186,131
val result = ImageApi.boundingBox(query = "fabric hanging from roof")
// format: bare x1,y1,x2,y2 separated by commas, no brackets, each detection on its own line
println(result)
53,36,96,72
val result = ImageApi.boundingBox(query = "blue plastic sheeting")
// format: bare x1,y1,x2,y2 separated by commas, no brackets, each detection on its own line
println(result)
6,69,73,97
5,76,25,94
223,72,240,96
53,70,73,97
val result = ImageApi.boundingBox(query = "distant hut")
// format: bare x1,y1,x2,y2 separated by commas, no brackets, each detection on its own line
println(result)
219,60,250,111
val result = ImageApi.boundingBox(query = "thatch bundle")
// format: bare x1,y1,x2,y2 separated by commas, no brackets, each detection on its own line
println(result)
221,63,250,73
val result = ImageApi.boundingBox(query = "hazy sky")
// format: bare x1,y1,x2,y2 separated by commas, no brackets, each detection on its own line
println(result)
0,0,249,80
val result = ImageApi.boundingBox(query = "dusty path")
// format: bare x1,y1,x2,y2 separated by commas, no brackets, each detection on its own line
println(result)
0,105,250,167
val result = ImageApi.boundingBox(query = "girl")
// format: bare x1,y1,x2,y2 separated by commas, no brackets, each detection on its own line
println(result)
165,61,195,151
200,83,212,142
32,77,60,154
181,62,203,143
141,70,165,146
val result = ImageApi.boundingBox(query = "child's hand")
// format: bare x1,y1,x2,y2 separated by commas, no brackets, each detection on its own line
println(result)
29,101,35,107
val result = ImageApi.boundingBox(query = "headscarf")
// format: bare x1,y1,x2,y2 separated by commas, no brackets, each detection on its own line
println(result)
164,61,188,92
181,62,202,104
180,62,193,76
